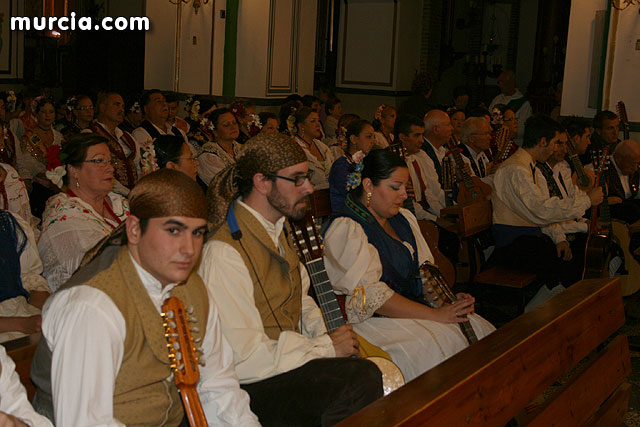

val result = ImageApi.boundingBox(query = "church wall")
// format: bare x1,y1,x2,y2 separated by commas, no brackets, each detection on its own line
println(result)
563,0,640,140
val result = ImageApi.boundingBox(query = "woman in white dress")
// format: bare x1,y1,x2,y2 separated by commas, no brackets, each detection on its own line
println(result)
38,134,129,292
194,108,243,186
371,104,396,149
323,149,495,382
290,107,334,190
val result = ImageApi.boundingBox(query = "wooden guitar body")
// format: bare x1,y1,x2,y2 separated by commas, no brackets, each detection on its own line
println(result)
582,232,612,279
611,220,640,296
571,168,595,192
456,177,492,206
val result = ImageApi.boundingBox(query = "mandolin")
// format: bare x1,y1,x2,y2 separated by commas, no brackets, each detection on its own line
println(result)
446,135,492,206
617,101,631,140
289,217,405,395
162,297,208,427
566,137,594,190
419,260,478,345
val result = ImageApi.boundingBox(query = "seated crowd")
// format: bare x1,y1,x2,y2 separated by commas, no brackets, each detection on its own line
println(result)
0,71,638,425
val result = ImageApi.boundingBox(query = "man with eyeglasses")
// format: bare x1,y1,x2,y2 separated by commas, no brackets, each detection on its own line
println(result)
459,117,493,180
199,133,383,426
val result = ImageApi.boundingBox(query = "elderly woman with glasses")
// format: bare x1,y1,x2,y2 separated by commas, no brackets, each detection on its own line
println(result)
38,134,129,292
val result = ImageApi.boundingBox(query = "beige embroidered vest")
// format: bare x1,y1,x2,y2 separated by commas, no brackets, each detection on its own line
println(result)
492,148,542,228
32,246,209,426
212,203,302,340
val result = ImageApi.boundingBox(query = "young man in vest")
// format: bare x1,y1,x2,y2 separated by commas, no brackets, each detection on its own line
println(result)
491,115,603,288
31,169,259,426
199,133,383,426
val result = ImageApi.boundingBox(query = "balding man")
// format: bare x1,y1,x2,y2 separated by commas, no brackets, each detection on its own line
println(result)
420,110,453,216
604,139,640,224
489,71,532,142
459,117,493,180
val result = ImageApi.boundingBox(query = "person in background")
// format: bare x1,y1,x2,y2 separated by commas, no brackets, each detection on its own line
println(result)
165,92,190,135
257,112,279,135
488,71,532,143
290,106,335,189
372,104,397,149
152,134,200,182
324,97,343,138
449,108,466,141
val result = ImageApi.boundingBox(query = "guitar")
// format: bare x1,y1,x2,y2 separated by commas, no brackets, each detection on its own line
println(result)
566,137,594,190
288,217,405,395
583,149,612,279
419,261,478,345
442,156,455,208
617,101,630,140
162,297,208,427
445,135,492,206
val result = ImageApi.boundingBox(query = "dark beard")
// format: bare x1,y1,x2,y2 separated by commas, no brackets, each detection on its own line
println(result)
267,186,310,220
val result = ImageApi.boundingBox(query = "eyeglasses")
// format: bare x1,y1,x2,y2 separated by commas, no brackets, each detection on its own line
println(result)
75,106,94,111
267,171,313,186
83,158,116,168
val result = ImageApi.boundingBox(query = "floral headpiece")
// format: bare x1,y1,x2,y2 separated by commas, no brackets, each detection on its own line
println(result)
31,96,50,114
129,101,141,114
337,125,348,151
184,96,200,121
286,107,298,137
374,104,387,121
44,145,68,189
65,96,78,112
491,107,504,126
200,116,215,133
248,113,262,137
139,139,159,176
446,106,458,116
4,91,17,112
345,151,365,192
230,101,246,120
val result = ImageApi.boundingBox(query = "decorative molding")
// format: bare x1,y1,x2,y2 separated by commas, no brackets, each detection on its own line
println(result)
266,0,300,96
334,87,412,97
339,1,397,87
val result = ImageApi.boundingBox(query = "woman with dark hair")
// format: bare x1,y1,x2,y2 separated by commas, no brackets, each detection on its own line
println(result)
290,106,334,189
17,96,64,218
60,95,94,138
278,100,300,133
372,104,396,149
37,133,129,291
257,112,279,135
328,119,374,214
194,107,242,186
323,149,494,382
152,135,199,181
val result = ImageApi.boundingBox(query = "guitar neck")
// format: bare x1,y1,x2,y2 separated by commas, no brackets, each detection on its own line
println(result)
567,154,590,187
442,157,455,207
307,259,346,333
179,385,208,427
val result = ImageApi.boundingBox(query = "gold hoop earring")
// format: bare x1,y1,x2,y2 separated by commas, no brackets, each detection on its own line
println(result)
76,178,80,189
300,127,305,138
366,192,372,207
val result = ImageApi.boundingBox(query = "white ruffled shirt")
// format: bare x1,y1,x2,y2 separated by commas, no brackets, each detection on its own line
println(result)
198,200,334,384
38,192,129,292
295,137,335,190
41,250,259,426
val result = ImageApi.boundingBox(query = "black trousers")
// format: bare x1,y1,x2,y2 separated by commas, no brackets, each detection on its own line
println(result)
241,358,383,427
491,233,586,287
